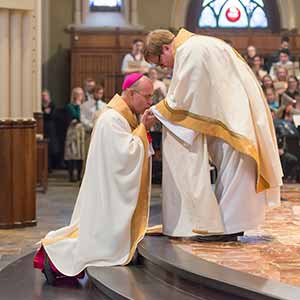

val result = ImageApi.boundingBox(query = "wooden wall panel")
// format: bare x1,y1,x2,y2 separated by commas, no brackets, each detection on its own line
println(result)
12,127,26,224
0,127,12,226
73,34,117,48
23,126,36,223
119,34,146,48
295,37,300,49
70,29,146,100
0,119,36,228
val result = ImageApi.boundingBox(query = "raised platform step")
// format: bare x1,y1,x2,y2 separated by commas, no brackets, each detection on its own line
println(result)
88,265,199,300
87,236,300,300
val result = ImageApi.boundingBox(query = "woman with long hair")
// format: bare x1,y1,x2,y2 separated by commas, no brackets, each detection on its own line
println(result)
64,87,85,182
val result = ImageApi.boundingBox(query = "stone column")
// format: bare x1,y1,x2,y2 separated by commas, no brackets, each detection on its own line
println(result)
42,0,50,92
35,0,42,113
22,11,33,117
82,0,88,24
278,0,296,30
0,9,10,118
10,11,23,118
74,0,82,25
131,0,139,26
124,0,131,24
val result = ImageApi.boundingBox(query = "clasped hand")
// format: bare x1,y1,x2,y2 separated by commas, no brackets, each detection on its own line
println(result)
141,109,158,130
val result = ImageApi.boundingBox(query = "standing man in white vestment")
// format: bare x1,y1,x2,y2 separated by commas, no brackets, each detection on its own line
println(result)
144,29,283,240
34,73,156,283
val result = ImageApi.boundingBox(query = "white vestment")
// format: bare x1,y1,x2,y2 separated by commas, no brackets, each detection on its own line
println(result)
40,95,150,276
154,29,283,236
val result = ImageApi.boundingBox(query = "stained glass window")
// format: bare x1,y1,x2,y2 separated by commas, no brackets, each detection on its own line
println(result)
198,0,268,28
90,0,122,12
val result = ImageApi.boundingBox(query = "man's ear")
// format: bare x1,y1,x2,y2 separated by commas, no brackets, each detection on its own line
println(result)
129,89,135,97
162,44,171,53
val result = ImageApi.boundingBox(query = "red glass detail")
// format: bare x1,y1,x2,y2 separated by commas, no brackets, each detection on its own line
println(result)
225,6,241,22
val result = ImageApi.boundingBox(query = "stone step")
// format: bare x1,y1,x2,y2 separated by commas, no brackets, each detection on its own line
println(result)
138,236,300,300
87,264,200,300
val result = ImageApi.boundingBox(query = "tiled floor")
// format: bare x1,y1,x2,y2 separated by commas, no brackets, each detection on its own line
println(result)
173,185,300,286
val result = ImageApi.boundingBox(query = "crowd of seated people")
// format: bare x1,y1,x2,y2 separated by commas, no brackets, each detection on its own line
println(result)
243,37,300,182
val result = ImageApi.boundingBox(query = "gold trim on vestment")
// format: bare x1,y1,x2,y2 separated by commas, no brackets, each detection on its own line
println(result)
42,95,150,259
173,28,195,54
107,94,139,130
42,227,78,246
156,100,269,193
146,224,163,236
124,123,150,264
101,95,150,264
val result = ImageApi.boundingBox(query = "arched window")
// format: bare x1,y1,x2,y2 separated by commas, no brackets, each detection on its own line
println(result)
90,0,122,12
199,0,268,28
186,0,280,32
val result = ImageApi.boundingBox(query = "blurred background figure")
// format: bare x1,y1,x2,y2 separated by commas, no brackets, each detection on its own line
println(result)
81,84,107,160
244,45,257,67
81,84,107,133
270,49,293,79
121,39,150,75
42,89,59,172
252,55,267,82
83,78,96,102
264,87,279,111
267,36,290,71
64,87,85,182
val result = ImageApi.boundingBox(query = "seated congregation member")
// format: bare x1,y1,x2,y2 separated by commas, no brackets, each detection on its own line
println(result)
270,49,293,80
267,36,290,71
145,28,283,241
64,87,85,182
261,74,274,90
273,66,288,99
121,39,150,75
276,100,299,123
285,75,300,100
244,45,257,67
264,87,279,111
34,74,156,284
252,55,267,82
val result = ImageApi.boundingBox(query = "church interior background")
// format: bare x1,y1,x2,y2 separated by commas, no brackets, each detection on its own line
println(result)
1,0,300,299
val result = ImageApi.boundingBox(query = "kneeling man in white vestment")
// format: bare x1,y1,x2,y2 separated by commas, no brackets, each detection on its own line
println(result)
144,29,283,240
34,74,156,281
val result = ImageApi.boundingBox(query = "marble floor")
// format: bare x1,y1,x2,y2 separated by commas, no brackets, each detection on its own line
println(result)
173,185,300,287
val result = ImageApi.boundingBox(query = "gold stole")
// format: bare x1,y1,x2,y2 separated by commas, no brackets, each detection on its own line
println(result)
107,95,150,264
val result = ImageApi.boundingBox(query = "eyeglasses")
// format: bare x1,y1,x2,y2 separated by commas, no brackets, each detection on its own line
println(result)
156,54,164,68
133,90,153,99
